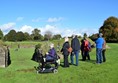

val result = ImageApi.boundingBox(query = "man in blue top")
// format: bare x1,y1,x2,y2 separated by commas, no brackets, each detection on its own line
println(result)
95,33,104,64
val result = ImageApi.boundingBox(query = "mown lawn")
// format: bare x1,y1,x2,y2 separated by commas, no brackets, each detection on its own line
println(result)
0,43,118,83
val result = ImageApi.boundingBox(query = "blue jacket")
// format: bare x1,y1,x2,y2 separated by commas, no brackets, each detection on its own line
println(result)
95,37,104,49
48,48,56,57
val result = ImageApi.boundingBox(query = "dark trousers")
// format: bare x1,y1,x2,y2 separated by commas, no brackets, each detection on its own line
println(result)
81,50,84,60
83,51,90,61
102,49,106,62
64,54,69,67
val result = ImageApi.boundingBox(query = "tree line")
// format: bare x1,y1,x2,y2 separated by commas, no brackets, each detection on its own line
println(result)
0,28,62,41
0,16,118,42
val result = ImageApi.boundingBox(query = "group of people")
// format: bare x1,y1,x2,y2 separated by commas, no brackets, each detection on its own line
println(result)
61,35,80,67
61,35,92,67
44,33,106,68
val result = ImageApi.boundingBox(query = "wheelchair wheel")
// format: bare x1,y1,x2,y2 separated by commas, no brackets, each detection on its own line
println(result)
53,69,58,73
36,70,39,74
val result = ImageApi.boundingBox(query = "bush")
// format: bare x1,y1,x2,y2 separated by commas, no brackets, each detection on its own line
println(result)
35,43,42,49
40,41,52,55
0,40,6,46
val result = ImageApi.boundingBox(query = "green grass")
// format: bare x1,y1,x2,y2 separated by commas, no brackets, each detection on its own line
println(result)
0,42,118,83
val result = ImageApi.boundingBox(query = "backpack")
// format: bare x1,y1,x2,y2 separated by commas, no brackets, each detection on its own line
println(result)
84,40,90,51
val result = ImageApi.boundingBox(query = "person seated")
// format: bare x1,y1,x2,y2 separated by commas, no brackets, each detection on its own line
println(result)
41,43,58,69
45,43,57,62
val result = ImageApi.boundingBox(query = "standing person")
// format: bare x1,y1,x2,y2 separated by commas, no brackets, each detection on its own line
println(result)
95,33,104,64
80,38,85,61
61,37,70,67
70,35,80,66
83,38,91,61
102,37,106,62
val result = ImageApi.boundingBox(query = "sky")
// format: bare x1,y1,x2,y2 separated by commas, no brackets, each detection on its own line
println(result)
0,0,118,37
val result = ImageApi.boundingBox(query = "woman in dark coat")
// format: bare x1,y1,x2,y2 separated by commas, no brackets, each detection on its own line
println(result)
61,37,70,67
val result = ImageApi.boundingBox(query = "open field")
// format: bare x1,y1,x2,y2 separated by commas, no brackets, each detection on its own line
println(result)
0,42,118,83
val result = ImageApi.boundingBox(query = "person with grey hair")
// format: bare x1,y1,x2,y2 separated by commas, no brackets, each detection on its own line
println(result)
61,37,70,67
45,43,57,61
95,33,104,64
70,35,80,66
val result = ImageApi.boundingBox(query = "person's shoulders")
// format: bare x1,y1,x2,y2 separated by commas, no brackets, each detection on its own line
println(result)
65,41,69,45
65,41,69,43
52,48,55,50
74,38,79,42
100,38,104,41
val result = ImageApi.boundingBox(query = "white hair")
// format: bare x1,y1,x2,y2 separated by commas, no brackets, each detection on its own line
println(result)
65,37,69,42
50,43,54,48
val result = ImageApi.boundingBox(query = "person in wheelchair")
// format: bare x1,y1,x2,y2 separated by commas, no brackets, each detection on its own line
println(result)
45,43,57,61
41,43,58,69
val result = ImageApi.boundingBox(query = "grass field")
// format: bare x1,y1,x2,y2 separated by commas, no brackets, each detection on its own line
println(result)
0,42,118,83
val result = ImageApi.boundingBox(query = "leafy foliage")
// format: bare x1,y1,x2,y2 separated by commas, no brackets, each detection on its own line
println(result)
5,29,17,41
35,43,42,49
0,29,3,40
53,34,62,40
89,33,98,41
99,16,118,42
44,31,53,41
31,28,42,40
16,31,25,41
24,32,32,40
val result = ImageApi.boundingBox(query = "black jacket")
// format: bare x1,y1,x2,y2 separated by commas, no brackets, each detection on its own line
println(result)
61,41,70,55
71,36,80,51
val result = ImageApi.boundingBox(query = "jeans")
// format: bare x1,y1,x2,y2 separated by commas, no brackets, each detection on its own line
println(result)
96,48,102,63
70,50,79,66
46,55,54,61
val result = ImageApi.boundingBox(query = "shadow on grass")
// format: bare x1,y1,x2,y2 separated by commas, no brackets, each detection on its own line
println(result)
79,59,96,64
60,62,78,67
60,62,71,68
60,62,64,67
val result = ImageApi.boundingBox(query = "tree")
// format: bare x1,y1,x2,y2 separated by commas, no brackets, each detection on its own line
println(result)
44,31,53,41
5,29,17,41
16,31,25,41
89,33,98,41
99,16,118,42
0,29,3,40
53,34,62,40
31,28,42,40
24,32,32,40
